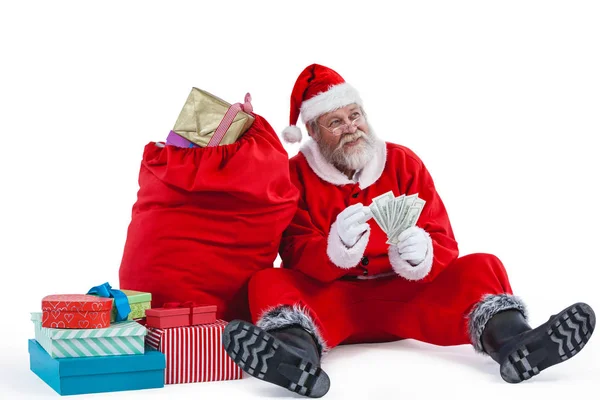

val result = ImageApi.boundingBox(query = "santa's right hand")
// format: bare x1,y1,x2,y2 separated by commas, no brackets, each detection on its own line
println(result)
335,203,372,248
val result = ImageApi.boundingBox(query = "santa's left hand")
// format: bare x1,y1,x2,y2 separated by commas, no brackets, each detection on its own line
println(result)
396,227,429,266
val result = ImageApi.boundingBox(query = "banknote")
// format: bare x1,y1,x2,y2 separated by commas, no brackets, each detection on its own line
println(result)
370,192,395,232
367,191,426,245
387,205,425,245
369,202,385,231
389,195,405,230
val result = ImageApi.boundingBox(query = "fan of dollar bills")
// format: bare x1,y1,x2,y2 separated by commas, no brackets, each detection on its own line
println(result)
368,191,426,245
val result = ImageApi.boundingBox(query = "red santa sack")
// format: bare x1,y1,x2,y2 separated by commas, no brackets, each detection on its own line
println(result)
119,113,299,322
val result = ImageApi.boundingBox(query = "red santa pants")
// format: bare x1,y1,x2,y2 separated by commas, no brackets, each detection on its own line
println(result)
248,253,513,349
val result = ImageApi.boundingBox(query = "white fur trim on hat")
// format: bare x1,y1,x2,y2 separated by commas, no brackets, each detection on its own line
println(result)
388,228,434,281
300,83,363,123
326,220,370,269
282,125,302,144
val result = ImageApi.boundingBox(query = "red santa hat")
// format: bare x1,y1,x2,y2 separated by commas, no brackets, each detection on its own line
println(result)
282,64,363,144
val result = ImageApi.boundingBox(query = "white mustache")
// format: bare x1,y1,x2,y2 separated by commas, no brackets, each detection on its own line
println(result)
336,131,366,150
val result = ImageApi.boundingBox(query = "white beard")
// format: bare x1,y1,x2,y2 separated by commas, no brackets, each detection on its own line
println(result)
318,125,377,173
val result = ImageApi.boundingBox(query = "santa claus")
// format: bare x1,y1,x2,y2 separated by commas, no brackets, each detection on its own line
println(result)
222,64,595,398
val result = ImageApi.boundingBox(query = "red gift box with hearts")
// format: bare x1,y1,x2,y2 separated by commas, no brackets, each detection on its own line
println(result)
41,294,113,329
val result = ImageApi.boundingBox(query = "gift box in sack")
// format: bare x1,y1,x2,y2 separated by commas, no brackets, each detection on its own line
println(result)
145,303,216,329
42,294,113,329
31,312,146,358
167,88,254,147
28,339,165,396
119,97,300,322
145,320,242,384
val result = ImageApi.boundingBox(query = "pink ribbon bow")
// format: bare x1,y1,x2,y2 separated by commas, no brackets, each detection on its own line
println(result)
207,93,253,147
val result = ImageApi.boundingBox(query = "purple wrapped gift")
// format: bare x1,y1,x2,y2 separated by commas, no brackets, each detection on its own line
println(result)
166,130,198,148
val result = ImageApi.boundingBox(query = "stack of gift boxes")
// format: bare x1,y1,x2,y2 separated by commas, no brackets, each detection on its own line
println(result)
145,302,243,384
28,285,242,396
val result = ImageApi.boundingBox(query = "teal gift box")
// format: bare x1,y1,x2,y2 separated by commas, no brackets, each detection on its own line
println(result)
31,312,146,358
28,339,165,396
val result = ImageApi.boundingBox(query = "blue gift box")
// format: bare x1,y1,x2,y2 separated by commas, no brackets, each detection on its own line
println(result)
28,339,165,396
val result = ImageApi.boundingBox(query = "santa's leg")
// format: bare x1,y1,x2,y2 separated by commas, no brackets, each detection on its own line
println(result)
377,252,596,383
471,295,595,383
222,268,353,398
223,316,330,398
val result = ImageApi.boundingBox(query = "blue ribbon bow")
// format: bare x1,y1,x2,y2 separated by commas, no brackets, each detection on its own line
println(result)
87,282,131,322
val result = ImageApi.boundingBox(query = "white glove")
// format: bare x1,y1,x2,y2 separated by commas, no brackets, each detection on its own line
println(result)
396,226,428,266
335,203,372,248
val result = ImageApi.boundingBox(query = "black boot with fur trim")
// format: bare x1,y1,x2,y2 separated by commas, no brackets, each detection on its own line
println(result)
222,306,330,398
470,295,596,383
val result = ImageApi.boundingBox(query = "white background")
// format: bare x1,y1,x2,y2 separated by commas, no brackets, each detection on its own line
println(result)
1,0,599,399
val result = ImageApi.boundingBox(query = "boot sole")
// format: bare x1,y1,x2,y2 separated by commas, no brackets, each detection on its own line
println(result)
222,320,330,398
499,302,595,383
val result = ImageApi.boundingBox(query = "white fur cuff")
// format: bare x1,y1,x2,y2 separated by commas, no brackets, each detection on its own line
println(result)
326,221,370,269
257,304,330,356
388,229,433,280
467,294,528,354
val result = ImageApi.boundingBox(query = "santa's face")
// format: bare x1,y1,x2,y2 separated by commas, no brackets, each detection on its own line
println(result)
311,104,377,172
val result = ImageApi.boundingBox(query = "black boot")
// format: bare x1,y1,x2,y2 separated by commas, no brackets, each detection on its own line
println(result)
481,309,531,364
222,320,330,398
482,302,595,383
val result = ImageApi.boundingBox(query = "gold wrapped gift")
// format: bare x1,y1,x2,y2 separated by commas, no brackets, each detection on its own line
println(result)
172,87,255,147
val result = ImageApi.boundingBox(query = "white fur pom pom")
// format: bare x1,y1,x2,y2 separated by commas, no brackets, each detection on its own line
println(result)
282,125,302,144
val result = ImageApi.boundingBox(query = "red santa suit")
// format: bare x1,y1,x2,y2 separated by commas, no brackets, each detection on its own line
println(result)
223,66,593,396
248,137,522,353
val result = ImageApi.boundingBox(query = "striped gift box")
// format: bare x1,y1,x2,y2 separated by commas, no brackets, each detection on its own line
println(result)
146,320,242,384
31,312,146,358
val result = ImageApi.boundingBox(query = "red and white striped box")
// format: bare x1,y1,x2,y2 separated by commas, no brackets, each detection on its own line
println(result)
145,320,242,384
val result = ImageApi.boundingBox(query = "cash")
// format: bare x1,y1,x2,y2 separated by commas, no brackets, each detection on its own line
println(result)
368,191,426,245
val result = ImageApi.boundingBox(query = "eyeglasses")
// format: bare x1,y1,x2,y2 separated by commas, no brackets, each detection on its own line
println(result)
319,114,365,136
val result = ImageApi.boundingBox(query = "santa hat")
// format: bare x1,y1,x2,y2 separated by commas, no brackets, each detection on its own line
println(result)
282,64,363,144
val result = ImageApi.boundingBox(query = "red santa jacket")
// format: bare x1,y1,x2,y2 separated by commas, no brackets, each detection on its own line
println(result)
279,138,459,283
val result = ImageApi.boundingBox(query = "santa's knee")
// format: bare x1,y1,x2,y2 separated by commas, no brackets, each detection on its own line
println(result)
444,253,509,288
249,268,303,294
250,268,283,291
248,269,313,320
460,252,505,274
